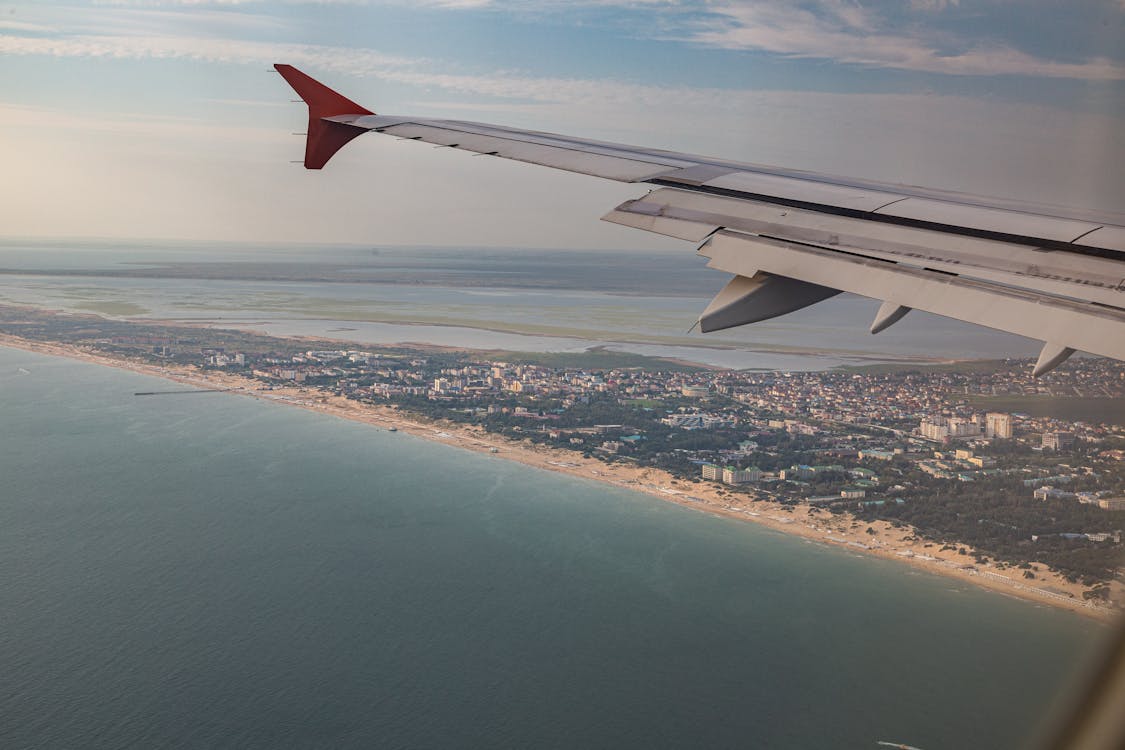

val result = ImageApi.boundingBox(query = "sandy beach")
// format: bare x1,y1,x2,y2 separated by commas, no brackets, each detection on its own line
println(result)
3,333,1119,621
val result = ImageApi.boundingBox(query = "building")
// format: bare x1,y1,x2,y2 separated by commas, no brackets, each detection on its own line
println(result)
949,416,984,438
722,466,761,485
1034,486,1076,501
681,385,709,397
920,416,983,442
661,413,733,430
848,468,879,483
1042,431,1075,450
702,463,760,484
1097,497,1125,511
919,419,949,441
985,412,1013,439
1023,475,1072,488
840,488,866,499
780,464,813,480
776,420,815,436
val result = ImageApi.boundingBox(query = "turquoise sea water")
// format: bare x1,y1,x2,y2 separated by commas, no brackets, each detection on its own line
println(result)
0,346,1102,749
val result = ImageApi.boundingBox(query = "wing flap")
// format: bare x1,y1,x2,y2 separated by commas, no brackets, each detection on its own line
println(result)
699,230,1125,363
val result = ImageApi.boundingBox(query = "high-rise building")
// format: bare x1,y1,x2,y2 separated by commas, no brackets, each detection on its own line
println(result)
985,412,1012,439
919,419,950,441
948,416,983,438
920,416,983,441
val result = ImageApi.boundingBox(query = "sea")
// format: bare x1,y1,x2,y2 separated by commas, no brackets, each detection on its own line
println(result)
0,345,1104,749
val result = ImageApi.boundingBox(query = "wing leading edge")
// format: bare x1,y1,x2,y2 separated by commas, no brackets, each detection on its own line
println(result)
275,64,1125,373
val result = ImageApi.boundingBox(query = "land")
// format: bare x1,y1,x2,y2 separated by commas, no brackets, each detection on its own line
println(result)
1,303,1122,619
963,395,1125,425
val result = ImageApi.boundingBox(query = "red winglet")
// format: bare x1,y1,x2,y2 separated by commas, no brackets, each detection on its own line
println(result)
274,64,374,170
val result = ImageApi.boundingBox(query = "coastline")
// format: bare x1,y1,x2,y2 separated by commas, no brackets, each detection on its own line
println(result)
2,333,1118,622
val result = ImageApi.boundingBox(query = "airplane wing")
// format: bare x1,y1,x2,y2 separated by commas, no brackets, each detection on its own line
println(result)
275,64,1125,374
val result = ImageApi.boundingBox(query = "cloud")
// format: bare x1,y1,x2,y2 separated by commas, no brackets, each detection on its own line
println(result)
5,27,1120,184
0,31,732,110
92,0,496,6
202,97,291,107
13,0,1124,83
686,0,1125,80
3,26,1124,127
1,0,1121,246
0,20,59,33
0,100,289,143
909,0,960,10
0,33,419,74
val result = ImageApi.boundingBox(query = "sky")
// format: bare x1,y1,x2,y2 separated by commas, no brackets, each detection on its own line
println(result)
0,0,1123,247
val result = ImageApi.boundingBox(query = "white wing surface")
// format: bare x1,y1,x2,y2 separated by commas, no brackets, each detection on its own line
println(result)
276,64,1125,374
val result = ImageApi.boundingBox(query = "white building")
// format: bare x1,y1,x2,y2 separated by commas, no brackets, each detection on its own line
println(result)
662,413,733,430
919,416,982,442
919,419,950,441
722,467,761,485
985,412,1012,439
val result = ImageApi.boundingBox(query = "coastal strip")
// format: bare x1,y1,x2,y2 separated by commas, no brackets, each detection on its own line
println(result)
0,333,1115,621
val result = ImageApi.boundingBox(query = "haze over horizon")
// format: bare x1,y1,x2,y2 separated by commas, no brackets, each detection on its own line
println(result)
1,0,1123,247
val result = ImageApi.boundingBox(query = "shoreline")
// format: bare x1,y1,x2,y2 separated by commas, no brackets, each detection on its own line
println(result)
1,333,1118,622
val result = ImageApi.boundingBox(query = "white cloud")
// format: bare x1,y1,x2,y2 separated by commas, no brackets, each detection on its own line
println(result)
687,0,1125,80
202,97,291,107
92,0,495,6
0,19,59,33
909,0,960,10
0,101,289,142
0,33,419,73
13,0,1123,83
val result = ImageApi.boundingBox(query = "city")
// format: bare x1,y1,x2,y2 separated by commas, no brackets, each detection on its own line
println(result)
3,304,1122,607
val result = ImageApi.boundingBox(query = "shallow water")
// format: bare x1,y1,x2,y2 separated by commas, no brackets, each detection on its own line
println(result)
0,239,1042,368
